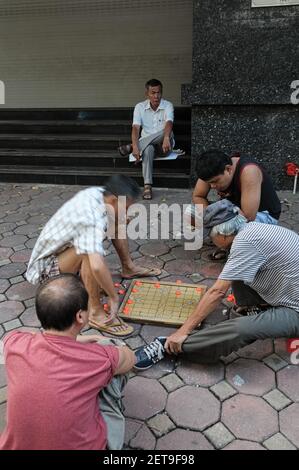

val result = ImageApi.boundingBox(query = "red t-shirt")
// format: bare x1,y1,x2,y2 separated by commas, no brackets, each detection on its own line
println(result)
0,331,119,450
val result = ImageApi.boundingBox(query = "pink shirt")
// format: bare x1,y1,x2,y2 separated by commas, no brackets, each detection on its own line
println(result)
0,331,119,450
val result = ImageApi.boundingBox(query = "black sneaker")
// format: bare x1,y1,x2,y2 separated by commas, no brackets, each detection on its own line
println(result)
134,337,167,370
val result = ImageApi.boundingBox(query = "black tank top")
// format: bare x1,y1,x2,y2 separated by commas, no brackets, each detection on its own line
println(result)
225,156,281,220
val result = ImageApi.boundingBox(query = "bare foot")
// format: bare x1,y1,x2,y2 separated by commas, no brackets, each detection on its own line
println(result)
88,306,133,334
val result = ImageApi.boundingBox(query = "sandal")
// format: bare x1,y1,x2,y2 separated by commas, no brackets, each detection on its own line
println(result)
208,248,228,261
89,316,134,337
143,185,152,200
118,143,133,157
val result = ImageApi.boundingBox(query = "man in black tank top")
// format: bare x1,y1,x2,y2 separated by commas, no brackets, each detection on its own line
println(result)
192,149,281,220
188,149,281,258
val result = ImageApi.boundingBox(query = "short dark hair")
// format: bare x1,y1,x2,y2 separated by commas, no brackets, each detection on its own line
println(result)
195,150,233,181
104,175,141,200
35,274,88,331
145,79,163,91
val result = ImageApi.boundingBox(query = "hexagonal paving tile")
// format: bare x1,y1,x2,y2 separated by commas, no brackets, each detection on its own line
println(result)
170,246,198,260
176,360,224,387
222,395,278,441
167,386,220,431
164,259,200,275
0,263,26,279
0,300,25,323
237,339,274,360
139,242,169,257
226,358,275,396
20,307,41,328
0,247,13,259
138,357,176,380
277,366,299,402
140,325,176,344
134,256,164,271
223,440,265,450
0,279,10,294
279,403,299,448
123,377,167,420
23,237,37,250
274,338,292,364
156,429,213,450
14,224,40,235
10,250,32,263
0,223,16,234
5,281,36,301
124,419,143,446
130,425,156,450
197,263,224,279
0,235,28,248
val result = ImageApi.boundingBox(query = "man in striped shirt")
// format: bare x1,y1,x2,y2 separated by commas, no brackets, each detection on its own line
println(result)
26,175,160,337
134,199,299,368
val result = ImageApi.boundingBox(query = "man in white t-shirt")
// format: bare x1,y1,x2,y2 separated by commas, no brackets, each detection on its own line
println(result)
119,79,175,200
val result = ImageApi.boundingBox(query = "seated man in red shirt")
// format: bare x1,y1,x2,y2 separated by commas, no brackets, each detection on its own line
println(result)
0,274,135,450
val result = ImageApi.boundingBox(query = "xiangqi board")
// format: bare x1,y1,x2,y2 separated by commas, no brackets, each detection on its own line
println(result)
119,280,207,326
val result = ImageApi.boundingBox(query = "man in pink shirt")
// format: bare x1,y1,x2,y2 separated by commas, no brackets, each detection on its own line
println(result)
0,274,135,450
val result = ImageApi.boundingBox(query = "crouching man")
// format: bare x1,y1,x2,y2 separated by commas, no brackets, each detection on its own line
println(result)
0,274,135,450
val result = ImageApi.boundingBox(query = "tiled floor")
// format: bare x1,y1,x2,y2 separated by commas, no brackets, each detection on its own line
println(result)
0,183,298,450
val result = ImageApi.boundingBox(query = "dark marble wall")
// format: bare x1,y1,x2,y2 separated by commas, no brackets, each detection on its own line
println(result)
184,0,299,189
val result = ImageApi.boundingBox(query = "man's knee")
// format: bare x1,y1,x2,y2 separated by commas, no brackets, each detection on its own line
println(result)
142,145,155,160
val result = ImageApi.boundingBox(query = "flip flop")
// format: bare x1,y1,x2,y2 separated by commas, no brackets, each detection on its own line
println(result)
208,249,228,261
89,316,134,337
121,267,162,280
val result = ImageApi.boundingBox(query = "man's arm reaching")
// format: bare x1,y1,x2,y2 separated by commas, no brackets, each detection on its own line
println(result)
165,279,231,354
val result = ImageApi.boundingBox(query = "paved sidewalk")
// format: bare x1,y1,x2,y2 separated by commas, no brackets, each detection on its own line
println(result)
0,183,298,450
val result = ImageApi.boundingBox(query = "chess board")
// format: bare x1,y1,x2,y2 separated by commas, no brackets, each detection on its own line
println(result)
118,280,207,326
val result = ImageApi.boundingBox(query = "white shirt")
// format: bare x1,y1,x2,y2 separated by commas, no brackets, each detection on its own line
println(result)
26,187,108,284
133,99,174,138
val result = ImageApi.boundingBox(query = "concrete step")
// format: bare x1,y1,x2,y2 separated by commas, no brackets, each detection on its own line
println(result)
0,149,190,170
0,133,190,151
0,119,190,135
0,107,191,121
0,165,190,188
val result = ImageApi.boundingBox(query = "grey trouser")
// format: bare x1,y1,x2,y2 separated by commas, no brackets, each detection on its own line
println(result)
97,338,128,450
182,306,299,363
138,130,174,185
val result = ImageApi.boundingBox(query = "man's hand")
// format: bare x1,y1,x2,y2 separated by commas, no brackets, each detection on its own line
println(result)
165,331,188,355
162,136,171,154
132,145,141,162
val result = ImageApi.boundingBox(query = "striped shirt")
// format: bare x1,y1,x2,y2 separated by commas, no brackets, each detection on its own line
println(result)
219,223,299,312
26,187,108,285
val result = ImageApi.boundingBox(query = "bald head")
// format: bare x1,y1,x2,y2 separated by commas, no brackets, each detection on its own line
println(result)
36,274,88,331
